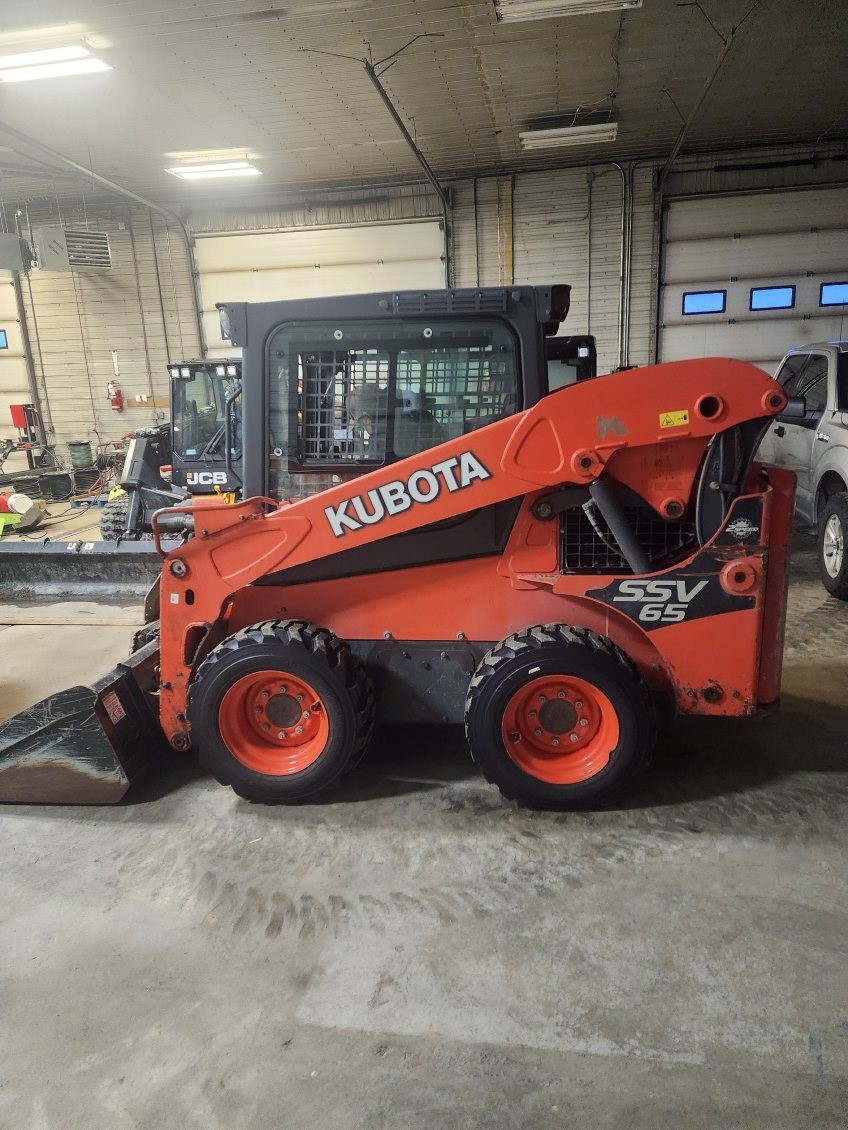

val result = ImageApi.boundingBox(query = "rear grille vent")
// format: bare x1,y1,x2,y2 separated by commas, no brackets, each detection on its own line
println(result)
561,505,696,574
393,289,508,315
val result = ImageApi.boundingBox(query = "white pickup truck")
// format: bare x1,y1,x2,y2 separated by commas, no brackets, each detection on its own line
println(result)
758,341,848,598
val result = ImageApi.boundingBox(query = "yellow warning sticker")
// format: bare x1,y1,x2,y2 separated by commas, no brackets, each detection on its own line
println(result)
659,410,689,429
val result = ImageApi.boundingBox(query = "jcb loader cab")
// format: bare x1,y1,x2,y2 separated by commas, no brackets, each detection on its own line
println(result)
100,359,243,539
0,284,794,811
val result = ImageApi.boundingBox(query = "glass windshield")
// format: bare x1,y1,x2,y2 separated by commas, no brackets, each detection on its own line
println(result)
172,369,241,460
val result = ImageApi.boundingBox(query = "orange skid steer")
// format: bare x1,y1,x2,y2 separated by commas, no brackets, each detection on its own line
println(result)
0,285,795,809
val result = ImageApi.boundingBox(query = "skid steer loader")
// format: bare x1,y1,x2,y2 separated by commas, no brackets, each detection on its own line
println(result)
0,285,796,810
101,359,243,539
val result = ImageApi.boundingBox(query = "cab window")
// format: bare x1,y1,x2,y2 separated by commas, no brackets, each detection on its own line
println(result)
265,318,518,500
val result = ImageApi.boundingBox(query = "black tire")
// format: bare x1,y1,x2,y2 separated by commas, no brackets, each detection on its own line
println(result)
188,620,376,803
465,624,654,810
817,492,848,599
99,495,139,540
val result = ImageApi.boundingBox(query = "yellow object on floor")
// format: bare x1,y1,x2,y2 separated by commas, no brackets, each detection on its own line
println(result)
0,513,21,537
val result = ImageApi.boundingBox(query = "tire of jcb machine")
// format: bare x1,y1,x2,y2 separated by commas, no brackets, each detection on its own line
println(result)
99,495,139,540
188,620,376,803
465,625,654,810
817,492,848,600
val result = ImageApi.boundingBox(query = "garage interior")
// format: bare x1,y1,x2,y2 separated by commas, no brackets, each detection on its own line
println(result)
1,0,847,1125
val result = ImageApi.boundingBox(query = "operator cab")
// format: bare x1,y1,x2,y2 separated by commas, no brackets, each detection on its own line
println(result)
168,360,243,494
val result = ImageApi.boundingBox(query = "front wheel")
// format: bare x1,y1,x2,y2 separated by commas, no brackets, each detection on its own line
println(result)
188,621,375,802
465,625,654,810
818,492,848,599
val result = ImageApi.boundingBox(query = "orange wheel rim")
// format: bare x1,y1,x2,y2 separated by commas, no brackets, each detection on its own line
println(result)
218,670,329,776
501,675,619,785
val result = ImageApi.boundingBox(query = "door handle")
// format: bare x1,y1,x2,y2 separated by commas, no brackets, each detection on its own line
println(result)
815,432,830,442
773,425,785,437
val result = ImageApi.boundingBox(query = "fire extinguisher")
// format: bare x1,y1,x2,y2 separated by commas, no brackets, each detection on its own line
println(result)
107,380,124,413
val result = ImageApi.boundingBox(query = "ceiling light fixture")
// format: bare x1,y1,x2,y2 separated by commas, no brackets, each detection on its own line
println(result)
496,0,642,21
166,160,262,181
0,44,112,82
519,122,619,149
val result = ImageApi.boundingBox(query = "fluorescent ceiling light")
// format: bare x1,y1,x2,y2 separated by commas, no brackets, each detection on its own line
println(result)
0,45,112,83
166,160,262,181
519,122,618,149
496,0,642,20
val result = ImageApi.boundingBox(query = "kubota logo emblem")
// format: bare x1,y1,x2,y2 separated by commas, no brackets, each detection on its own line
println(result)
612,578,708,624
324,451,491,537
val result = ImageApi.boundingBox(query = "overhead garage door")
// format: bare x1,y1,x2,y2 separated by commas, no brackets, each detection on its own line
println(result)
659,186,848,374
196,220,446,356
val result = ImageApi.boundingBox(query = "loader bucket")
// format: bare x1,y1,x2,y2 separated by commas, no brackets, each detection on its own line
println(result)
0,640,168,804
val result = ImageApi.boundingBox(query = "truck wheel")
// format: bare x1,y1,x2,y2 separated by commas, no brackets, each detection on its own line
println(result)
99,496,139,540
465,625,654,810
818,492,848,599
188,621,375,803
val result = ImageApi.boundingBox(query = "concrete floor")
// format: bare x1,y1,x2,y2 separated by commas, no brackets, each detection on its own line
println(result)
1,536,847,1128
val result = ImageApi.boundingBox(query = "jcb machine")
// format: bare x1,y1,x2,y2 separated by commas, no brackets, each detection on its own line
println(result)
101,359,243,539
0,285,795,810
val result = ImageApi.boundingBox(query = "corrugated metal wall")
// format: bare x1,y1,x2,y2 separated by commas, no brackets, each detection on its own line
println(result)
451,164,658,374
16,204,198,451
0,271,30,442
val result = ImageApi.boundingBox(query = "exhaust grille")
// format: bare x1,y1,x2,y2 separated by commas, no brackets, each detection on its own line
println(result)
561,504,696,574
393,289,508,315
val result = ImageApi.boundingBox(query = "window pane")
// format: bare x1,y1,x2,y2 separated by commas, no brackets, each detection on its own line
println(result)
266,318,518,500
820,282,848,307
682,290,726,315
774,354,810,395
803,375,827,414
750,285,795,311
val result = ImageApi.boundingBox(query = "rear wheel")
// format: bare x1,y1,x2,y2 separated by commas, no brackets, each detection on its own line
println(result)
817,492,848,599
465,625,653,810
188,620,375,802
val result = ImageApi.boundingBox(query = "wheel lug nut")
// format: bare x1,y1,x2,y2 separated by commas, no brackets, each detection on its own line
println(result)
551,738,559,747
575,700,583,709
529,710,537,719
570,733,579,743
557,690,565,699
262,723,270,732
302,710,310,719
538,695,546,703
295,726,303,735
579,718,588,727
296,694,303,701
255,706,263,715
534,727,542,736
261,691,270,700
278,730,285,739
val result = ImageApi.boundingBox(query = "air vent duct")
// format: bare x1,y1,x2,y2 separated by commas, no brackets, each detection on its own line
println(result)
33,225,112,270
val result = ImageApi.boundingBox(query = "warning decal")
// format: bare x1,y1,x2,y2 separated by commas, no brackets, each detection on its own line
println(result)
659,410,689,428
102,691,126,725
